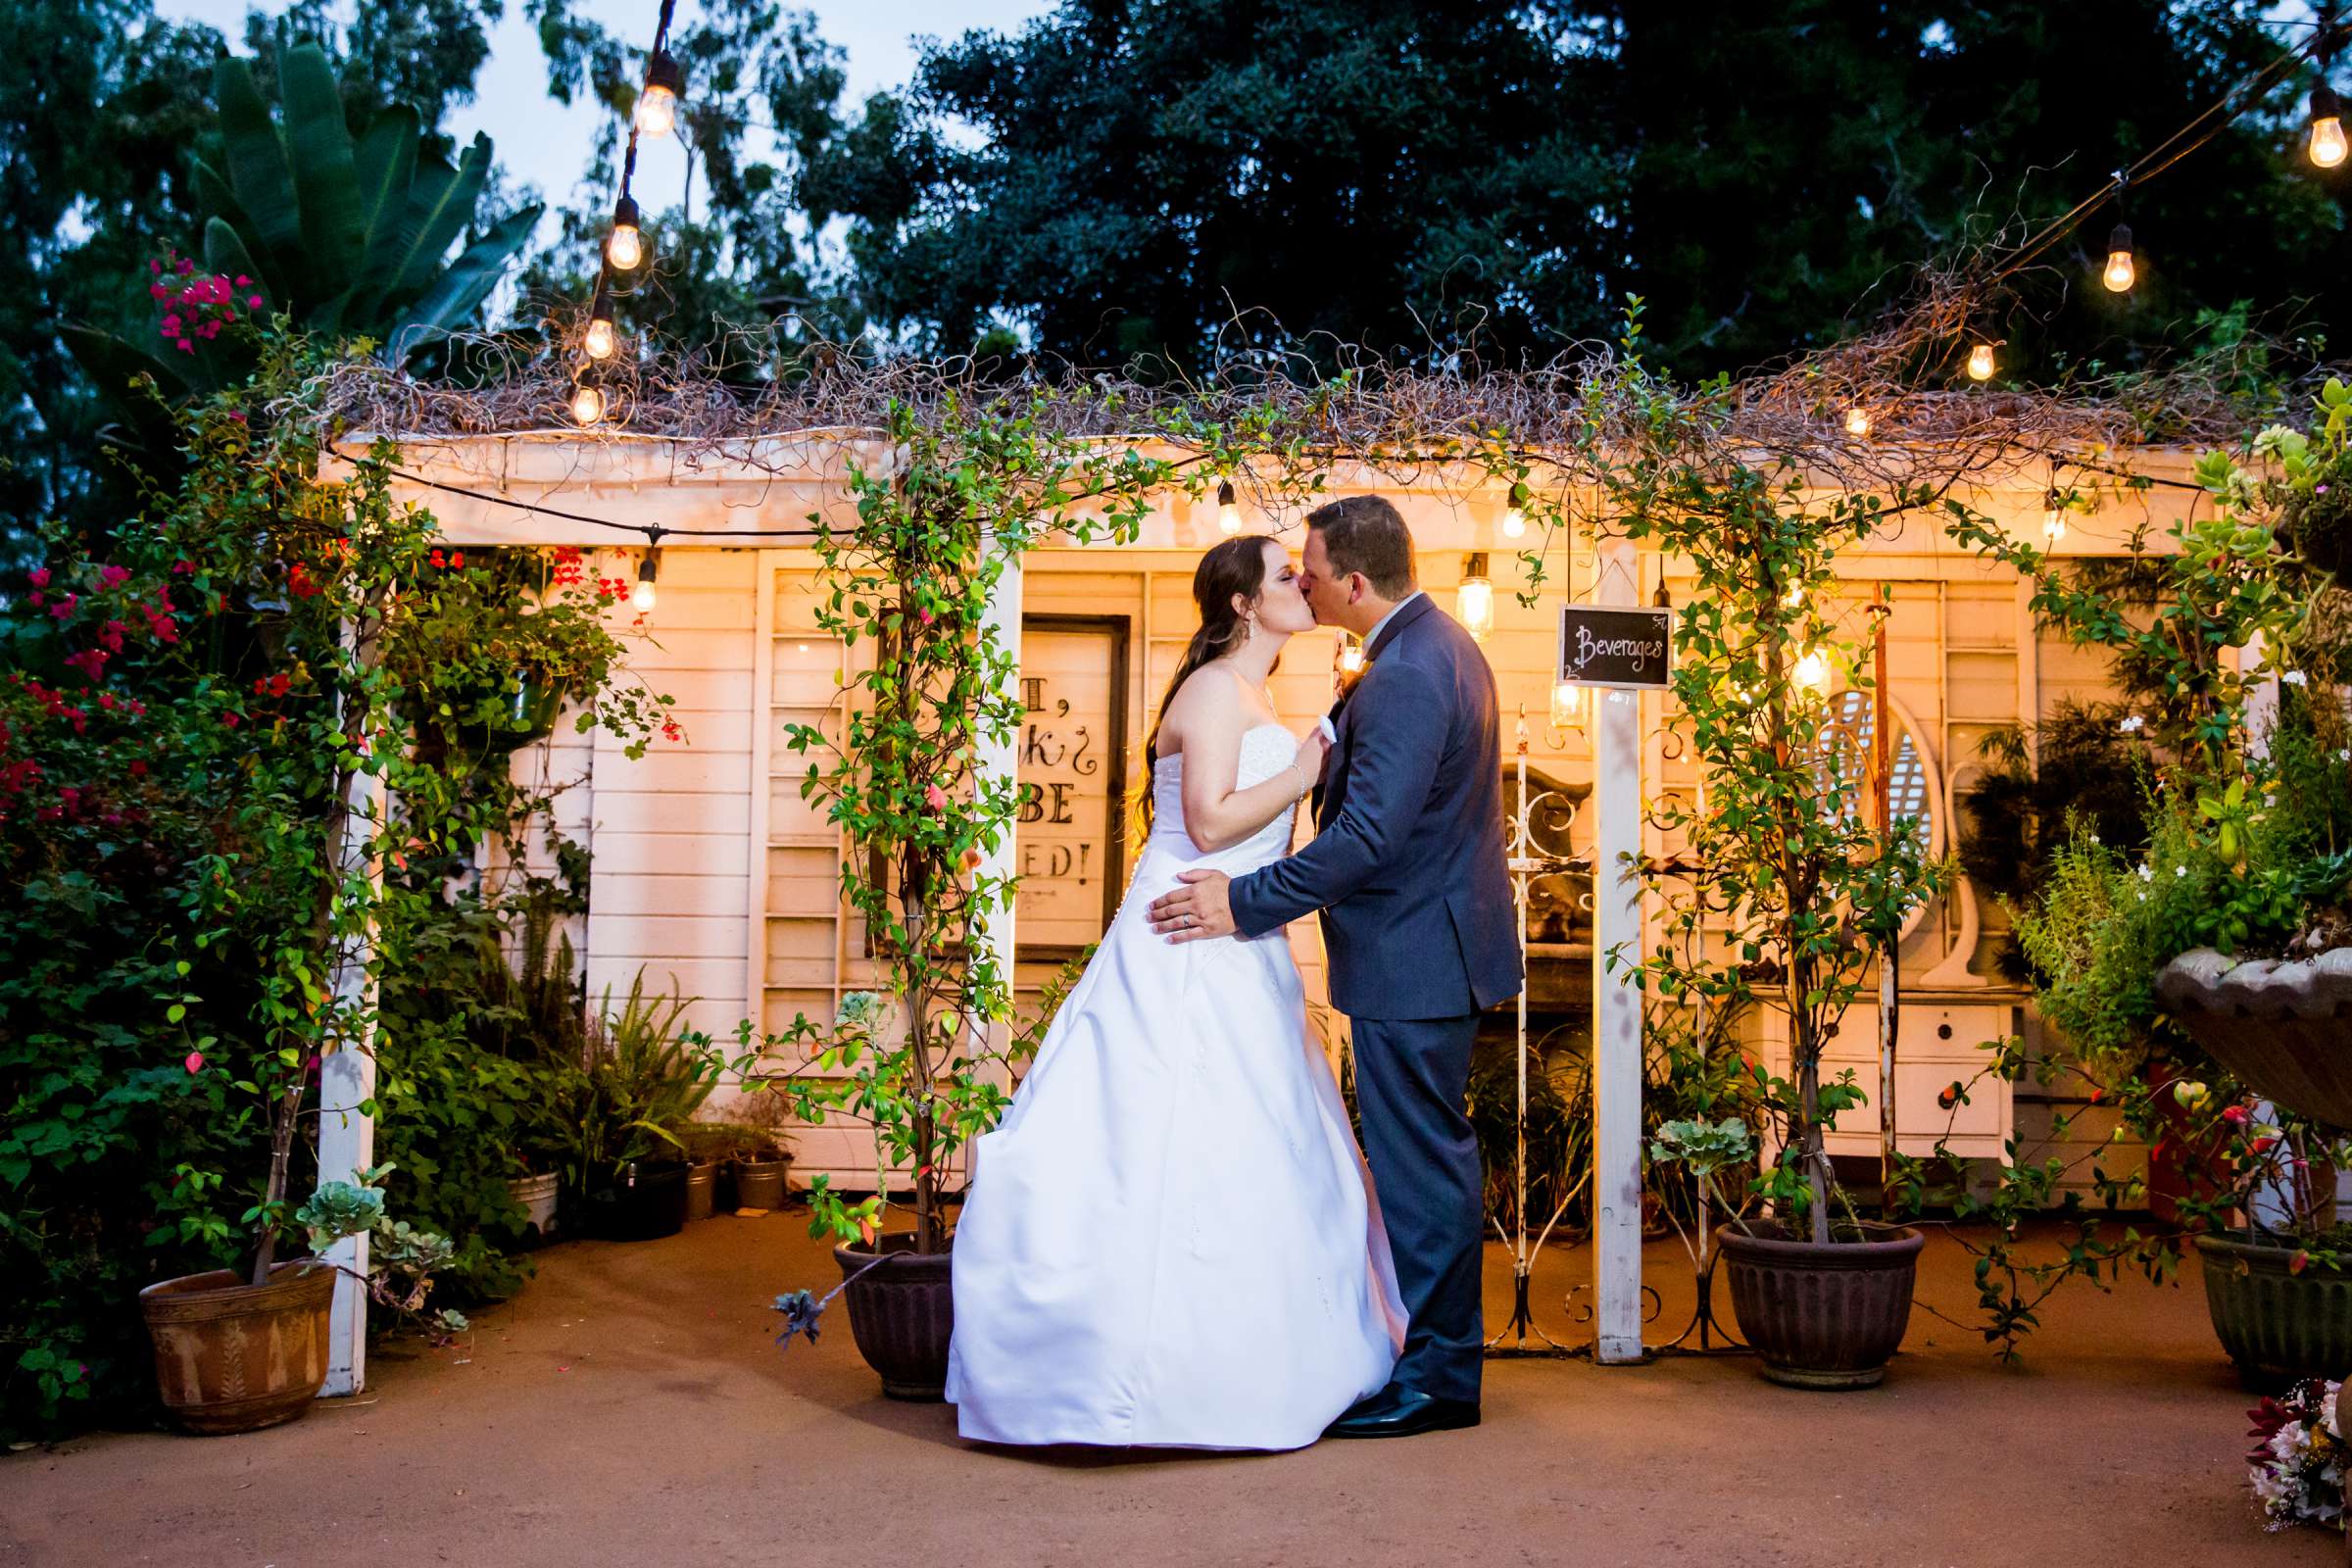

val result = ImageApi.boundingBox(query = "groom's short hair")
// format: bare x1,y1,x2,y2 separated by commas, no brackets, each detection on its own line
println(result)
1306,496,1417,599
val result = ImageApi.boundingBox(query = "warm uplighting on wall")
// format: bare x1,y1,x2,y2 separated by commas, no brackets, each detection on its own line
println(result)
1966,342,1997,381
2313,84,2347,168
2102,222,2136,293
1501,481,1529,539
635,49,683,138
570,382,606,426
1843,405,1872,438
606,195,645,272
1456,552,1494,644
1216,479,1242,535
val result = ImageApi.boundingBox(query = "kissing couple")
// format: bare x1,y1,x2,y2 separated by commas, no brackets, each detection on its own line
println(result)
946,494,1521,1449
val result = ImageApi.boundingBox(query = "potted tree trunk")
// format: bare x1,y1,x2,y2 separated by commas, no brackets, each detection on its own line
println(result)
1621,439,1945,1389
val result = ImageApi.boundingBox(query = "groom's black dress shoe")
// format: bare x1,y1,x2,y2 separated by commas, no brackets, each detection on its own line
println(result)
1323,1384,1480,1440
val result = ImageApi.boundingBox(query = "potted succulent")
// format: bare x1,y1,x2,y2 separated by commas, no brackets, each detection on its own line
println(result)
1614,416,1945,1390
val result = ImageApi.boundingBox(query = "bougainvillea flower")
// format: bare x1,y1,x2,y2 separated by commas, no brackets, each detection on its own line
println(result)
184,1052,204,1074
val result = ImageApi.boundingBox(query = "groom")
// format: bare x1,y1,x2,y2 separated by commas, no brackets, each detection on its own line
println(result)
1147,495,1520,1439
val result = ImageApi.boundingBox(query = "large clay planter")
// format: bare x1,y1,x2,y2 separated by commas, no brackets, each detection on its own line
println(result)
2195,1233,2352,1387
1717,1223,1925,1390
138,1260,335,1435
833,1237,955,1400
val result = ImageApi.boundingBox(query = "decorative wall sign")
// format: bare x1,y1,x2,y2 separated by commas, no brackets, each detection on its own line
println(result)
1015,615,1130,959
1557,606,1673,689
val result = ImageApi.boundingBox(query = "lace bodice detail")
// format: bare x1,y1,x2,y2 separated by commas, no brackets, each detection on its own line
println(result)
1148,723,1302,873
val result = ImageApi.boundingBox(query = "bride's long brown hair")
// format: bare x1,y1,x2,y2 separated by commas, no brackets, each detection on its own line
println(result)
1137,536,1276,834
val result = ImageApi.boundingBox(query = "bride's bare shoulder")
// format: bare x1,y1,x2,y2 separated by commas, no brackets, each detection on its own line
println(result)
1160,662,1252,750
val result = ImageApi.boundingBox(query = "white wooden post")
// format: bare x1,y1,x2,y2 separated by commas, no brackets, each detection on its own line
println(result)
318,756,384,1398
967,534,1023,1177
1592,538,1644,1363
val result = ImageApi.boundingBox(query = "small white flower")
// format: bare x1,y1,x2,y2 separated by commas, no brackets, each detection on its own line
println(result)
2137,863,2154,881
2177,865,2189,878
2089,832,2102,845
2324,1382,2340,1439
2282,670,2309,688
2337,749,2349,763
2119,714,2144,734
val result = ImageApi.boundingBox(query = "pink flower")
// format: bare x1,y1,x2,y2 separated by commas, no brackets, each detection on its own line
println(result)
27,566,48,588
184,1052,204,1074
233,274,249,287
149,259,163,275
2223,1104,2251,1127
98,564,129,589
248,295,263,310
925,784,949,810
49,593,76,619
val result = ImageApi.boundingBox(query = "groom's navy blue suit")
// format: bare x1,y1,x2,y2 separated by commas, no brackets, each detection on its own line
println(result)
1227,593,1520,1403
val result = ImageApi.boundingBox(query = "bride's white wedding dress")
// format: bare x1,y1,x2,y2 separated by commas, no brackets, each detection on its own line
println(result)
945,722,1405,1449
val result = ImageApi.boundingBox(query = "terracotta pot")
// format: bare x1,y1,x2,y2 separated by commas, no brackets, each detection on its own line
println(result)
732,1154,791,1209
833,1236,955,1400
2195,1233,2352,1387
683,1159,716,1223
138,1260,335,1435
1717,1223,1925,1390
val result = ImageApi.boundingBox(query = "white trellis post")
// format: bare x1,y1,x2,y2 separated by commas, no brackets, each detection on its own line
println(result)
1591,537,1645,1363
967,532,1023,1170
318,752,384,1398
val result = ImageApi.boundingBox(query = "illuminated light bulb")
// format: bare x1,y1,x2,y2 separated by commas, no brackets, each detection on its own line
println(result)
1338,637,1365,675
2102,222,2135,294
1844,405,1872,438
1966,342,1996,381
1501,480,1530,539
635,50,683,138
606,194,645,272
1216,479,1241,535
583,282,616,362
633,552,659,612
2312,85,2347,169
570,382,605,425
2042,501,2068,543
1782,579,1806,612
1550,679,1585,731
1456,552,1494,644
1792,645,1833,696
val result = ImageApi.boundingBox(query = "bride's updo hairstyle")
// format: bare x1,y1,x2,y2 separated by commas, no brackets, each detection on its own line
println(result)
1138,535,1272,833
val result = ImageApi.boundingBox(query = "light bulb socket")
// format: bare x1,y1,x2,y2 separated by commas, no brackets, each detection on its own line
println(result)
2318,84,2343,122
645,48,684,101
589,279,613,324
1217,479,1236,508
2106,220,2133,255
1464,551,1490,578
613,192,641,230
637,553,659,587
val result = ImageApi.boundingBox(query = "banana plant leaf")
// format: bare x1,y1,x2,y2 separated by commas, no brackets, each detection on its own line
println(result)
277,44,366,301
385,204,541,368
210,55,300,290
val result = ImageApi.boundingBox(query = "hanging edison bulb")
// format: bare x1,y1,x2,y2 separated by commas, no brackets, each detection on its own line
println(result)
636,50,684,138
633,550,660,612
1549,679,1586,732
2042,493,2068,544
1455,552,1494,644
583,282,616,362
1337,636,1365,676
1216,479,1242,535
2102,221,2136,293
569,382,606,426
2313,84,2347,169
1843,405,1872,438
1792,645,1833,697
607,194,645,272
1501,480,1529,539
1966,342,1997,381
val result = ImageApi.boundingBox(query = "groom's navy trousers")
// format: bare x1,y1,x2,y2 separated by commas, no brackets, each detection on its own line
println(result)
1229,594,1520,1404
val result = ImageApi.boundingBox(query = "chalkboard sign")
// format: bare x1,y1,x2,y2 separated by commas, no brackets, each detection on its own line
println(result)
1557,606,1672,689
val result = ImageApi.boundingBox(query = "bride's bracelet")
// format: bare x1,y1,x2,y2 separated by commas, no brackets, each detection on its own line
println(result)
1286,762,1310,802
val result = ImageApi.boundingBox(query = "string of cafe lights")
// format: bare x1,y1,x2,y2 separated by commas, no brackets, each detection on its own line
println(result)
551,2,2349,602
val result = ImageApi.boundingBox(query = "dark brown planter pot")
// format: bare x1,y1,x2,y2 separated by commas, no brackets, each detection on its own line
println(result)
2155,951,2352,1128
2195,1233,2352,1387
138,1260,335,1435
833,1236,954,1400
1717,1224,1925,1391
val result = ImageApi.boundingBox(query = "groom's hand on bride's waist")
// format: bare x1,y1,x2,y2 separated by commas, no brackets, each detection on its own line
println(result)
1147,870,1235,942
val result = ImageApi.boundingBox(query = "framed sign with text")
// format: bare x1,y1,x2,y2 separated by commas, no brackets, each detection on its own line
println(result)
1557,606,1673,689
1014,615,1131,960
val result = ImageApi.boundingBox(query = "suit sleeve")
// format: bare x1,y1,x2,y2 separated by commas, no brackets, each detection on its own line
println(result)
1228,662,1446,938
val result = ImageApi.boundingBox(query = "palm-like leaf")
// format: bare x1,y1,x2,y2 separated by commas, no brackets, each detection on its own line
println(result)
385,204,541,368
353,105,420,260
277,44,366,300
210,57,300,288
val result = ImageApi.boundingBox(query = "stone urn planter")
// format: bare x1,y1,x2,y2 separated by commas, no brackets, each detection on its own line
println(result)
2154,948,2352,1127
833,1236,955,1400
139,1260,336,1435
1717,1223,1926,1390
2196,1233,2352,1387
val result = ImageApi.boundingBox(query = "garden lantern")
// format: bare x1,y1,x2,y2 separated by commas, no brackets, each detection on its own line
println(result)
1455,552,1494,643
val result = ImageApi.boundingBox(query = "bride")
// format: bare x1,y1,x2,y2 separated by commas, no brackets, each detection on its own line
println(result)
945,534,1405,1449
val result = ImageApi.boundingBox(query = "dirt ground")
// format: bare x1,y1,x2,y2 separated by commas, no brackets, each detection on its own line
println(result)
1,1212,2333,1568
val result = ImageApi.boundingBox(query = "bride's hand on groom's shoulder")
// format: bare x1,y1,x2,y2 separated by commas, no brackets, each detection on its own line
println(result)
1147,870,1234,943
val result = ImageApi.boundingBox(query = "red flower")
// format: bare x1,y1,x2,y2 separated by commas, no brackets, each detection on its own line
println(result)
2223,1104,2251,1127
49,593,76,620
97,565,129,589
449,551,465,569
428,548,447,567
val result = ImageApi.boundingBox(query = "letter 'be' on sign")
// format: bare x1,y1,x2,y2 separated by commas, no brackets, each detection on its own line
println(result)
1558,606,1672,689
